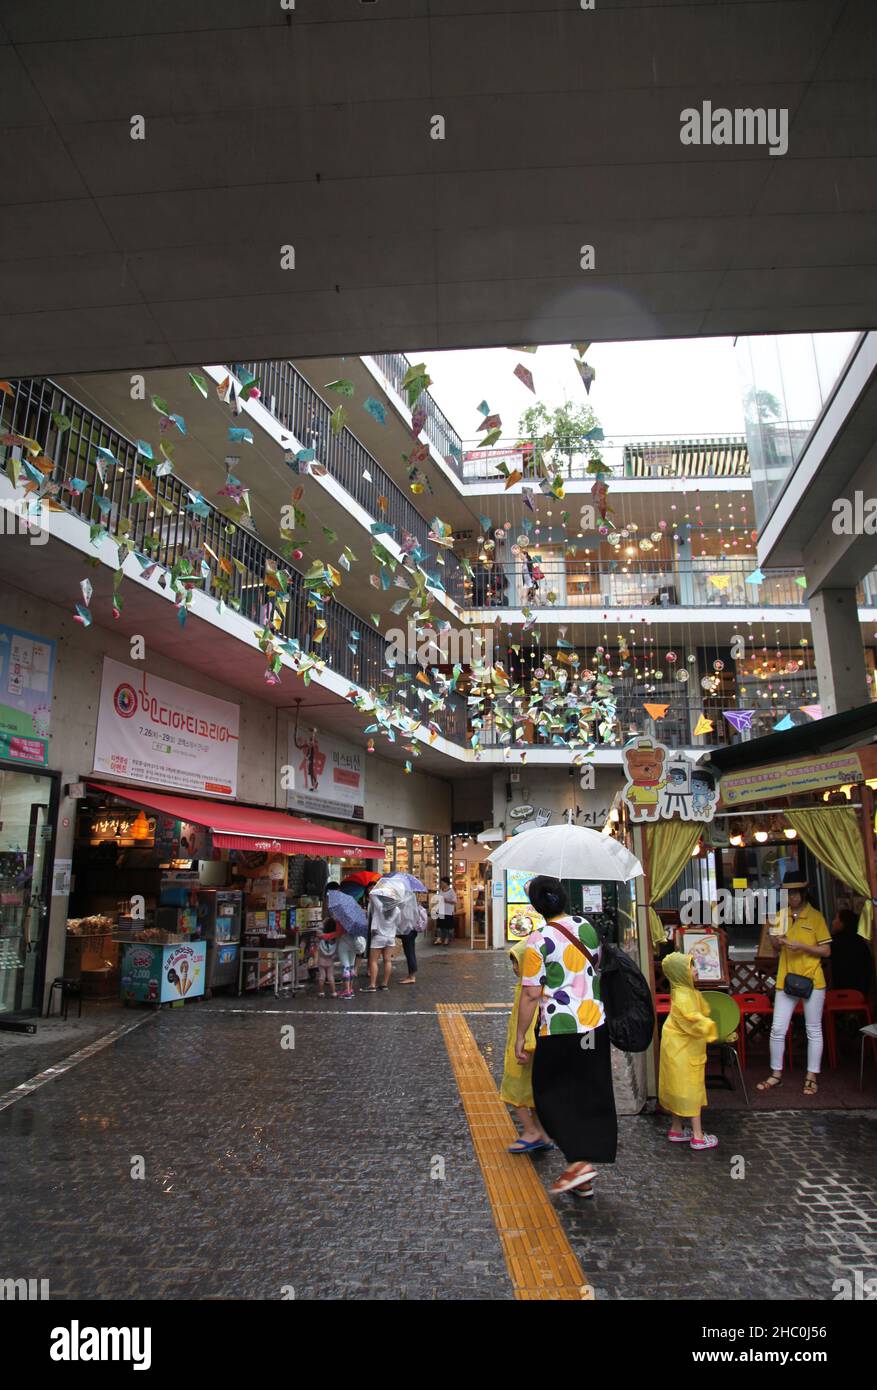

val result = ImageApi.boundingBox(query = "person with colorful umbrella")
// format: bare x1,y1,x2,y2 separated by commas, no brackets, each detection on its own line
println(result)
327,889,367,1000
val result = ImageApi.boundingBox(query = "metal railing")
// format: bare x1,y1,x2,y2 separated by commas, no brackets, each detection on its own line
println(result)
0,376,468,739
462,558,816,609
459,432,751,483
231,359,466,603
369,351,465,478
474,693,844,751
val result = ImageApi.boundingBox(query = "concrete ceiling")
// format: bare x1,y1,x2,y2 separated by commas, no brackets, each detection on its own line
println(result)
1,0,875,377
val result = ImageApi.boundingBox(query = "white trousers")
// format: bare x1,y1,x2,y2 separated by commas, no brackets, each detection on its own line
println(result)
769,987,825,1074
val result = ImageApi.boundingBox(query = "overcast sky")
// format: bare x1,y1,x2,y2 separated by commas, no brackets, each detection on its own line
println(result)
406,337,747,446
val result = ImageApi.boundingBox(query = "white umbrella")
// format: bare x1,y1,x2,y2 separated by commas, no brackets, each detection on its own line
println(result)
487,824,642,882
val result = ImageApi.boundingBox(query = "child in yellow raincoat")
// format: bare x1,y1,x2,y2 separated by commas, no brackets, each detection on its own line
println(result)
501,939,553,1154
658,951,719,1151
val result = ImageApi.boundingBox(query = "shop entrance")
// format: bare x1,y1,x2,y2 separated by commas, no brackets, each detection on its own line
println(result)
0,766,56,1015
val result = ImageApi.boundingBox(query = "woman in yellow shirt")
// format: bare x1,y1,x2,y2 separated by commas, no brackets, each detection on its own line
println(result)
757,872,831,1098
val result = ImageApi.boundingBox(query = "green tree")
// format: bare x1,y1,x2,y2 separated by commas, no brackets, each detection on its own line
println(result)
517,399,604,477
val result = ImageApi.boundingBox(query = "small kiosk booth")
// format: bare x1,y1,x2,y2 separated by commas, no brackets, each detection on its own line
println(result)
619,704,877,1102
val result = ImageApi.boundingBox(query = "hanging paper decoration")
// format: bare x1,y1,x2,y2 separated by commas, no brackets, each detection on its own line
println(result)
773,714,796,731
707,574,731,590
575,360,596,393
693,714,714,736
799,704,822,720
744,568,764,584
643,703,669,720
723,709,756,733
363,397,386,425
513,363,535,393
324,378,355,398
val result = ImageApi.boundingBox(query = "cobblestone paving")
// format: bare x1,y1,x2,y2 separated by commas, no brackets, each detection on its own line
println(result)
0,945,875,1300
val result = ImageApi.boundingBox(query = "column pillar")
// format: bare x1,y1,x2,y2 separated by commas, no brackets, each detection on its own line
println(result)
808,587,870,716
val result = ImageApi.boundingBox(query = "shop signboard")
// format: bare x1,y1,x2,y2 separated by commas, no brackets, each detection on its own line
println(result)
621,738,719,822
719,751,866,807
0,623,55,768
93,658,240,797
287,727,365,819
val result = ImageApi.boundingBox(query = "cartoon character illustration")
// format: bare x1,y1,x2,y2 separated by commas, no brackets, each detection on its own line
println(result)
689,936,721,982
690,769,718,820
622,738,668,820
662,759,693,818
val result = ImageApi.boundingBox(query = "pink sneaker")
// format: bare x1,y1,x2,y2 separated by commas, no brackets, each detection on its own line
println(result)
668,1127,693,1143
690,1133,718,1151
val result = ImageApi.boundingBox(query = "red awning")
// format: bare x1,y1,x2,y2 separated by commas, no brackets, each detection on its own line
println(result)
87,783,385,858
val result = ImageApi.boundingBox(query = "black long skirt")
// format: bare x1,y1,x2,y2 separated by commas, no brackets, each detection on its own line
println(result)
531,1026,618,1164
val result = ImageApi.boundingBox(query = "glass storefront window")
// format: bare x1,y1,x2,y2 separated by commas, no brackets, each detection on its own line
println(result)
0,768,54,1013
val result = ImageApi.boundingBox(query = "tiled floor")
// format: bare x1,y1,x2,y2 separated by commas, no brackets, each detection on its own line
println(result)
0,944,875,1300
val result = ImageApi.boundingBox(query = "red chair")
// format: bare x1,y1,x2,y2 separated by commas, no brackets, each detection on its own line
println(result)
733,993,794,1070
824,989,874,1069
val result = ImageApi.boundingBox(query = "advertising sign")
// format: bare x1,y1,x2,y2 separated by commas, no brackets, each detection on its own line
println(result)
0,623,55,767
93,659,240,797
287,727,365,819
621,738,719,823
719,752,865,808
161,942,206,1002
120,943,163,1003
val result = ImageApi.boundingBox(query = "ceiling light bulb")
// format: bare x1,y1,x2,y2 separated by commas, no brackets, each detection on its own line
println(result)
754,830,768,843
783,828,797,840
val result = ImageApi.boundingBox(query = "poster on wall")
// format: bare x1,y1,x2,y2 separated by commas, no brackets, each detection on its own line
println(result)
621,738,719,823
93,658,240,797
505,869,545,941
0,623,55,767
287,727,365,819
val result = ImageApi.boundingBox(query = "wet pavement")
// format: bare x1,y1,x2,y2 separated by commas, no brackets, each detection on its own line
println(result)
1,943,875,1300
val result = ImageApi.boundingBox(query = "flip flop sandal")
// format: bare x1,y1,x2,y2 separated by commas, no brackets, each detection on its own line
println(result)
668,1127,693,1143
362,986,377,993
550,1164,596,1196
507,1139,555,1154
756,1075,783,1091
690,1134,719,1151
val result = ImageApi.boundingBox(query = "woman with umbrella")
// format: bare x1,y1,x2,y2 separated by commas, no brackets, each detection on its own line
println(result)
514,875,617,1199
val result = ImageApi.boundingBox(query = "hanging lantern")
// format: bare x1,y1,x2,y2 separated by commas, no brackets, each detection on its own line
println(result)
713,659,724,672
666,651,677,663
676,669,689,683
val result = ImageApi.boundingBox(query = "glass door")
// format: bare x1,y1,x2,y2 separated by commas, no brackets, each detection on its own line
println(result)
0,768,54,1014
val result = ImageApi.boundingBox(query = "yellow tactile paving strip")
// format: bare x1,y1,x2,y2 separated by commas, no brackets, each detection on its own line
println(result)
437,1005,593,1301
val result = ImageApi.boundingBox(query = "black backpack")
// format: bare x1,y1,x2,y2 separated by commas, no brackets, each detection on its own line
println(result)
598,941,655,1053
552,920,655,1053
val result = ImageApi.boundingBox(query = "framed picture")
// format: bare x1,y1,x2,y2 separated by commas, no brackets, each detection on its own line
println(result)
674,927,729,988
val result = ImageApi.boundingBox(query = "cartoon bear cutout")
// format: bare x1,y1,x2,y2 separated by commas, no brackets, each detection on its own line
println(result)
622,739,668,820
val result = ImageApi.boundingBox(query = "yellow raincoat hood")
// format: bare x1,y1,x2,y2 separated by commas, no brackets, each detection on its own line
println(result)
509,939,529,976
662,951,694,989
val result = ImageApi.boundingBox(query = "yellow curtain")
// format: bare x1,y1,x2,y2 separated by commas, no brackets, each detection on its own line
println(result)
645,821,702,947
786,807,873,941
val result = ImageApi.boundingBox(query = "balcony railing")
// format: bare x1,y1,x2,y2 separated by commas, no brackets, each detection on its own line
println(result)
230,359,466,604
460,432,751,483
368,351,465,478
463,558,823,609
474,692,846,751
0,376,467,742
